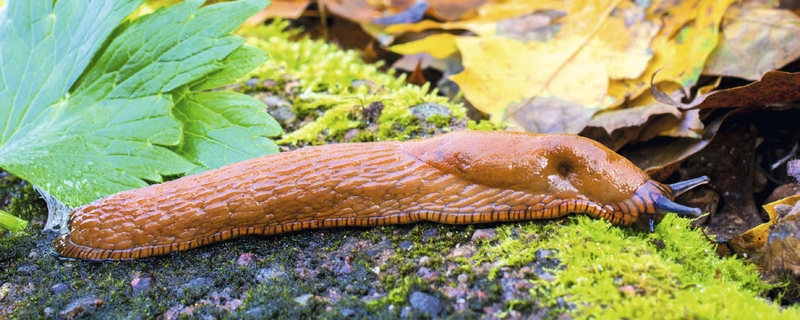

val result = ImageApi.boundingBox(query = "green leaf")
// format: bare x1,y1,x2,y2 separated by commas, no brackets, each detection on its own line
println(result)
191,41,270,91
172,89,281,175
0,0,275,210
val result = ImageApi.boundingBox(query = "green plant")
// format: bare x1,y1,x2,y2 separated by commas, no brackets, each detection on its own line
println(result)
0,0,280,231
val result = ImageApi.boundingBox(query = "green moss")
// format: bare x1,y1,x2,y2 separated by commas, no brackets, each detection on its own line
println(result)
237,21,465,144
467,119,503,131
473,215,800,318
424,114,452,128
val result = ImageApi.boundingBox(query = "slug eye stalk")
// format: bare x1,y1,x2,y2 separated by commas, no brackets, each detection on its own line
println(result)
639,176,710,232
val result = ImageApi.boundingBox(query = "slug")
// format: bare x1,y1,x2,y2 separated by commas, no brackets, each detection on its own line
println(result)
54,130,708,260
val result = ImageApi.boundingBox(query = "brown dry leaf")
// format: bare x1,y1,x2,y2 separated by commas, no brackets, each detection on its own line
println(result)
731,195,800,276
243,0,311,26
321,0,416,23
704,2,800,80
505,97,596,134
654,71,800,110
427,0,488,21
407,58,427,86
384,1,561,36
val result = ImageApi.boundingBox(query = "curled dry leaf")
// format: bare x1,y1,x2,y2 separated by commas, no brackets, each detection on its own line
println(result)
652,71,800,110
747,196,800,276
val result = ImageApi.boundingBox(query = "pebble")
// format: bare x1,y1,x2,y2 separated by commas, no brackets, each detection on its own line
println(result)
256,266,286,283
177,277,214,296
340,308,357,317
398,241,414,251
269,106,297,126
408,291,442,317
16,264,36,275
51,283,69,295
260,95,292,108
618,285,637,298
471,229,497,241
58,295,103,320
236,252,258,266
409,103,452,120
244,78,260,88
130,273,154,296
294,293,314,306
339,255,354,275
419,256,430,266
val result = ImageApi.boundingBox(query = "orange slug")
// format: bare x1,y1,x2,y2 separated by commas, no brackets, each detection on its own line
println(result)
54,130,708,260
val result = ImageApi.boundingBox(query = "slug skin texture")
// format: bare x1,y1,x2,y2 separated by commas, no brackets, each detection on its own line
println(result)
55,131,691,260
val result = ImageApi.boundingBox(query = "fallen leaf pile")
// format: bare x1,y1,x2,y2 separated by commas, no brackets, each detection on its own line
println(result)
246,1,800,278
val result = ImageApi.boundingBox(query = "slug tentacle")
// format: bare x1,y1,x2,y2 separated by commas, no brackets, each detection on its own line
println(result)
668,176,710,197
54,130,707,260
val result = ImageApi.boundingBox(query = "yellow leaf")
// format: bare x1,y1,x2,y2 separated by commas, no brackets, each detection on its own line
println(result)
451,36,608,125
704,3,800,80
613,0,735,104
390,33,458,59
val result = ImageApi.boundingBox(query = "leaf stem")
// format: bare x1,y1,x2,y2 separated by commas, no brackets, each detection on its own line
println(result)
0,209,29,233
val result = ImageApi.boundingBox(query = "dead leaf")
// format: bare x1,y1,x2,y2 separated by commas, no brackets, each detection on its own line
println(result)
587,103,681,136
505,97,596,134
321,0,416,23
372,0,428,25
244,0,311,26
654,71,800,109
390,33,458,59
407,58,427,86
426,0,488,21
704,3,800,80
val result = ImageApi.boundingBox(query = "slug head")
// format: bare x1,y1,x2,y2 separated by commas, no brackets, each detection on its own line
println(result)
627,176,709,232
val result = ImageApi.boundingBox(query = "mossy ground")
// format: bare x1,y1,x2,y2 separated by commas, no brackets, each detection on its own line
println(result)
1,20,798,319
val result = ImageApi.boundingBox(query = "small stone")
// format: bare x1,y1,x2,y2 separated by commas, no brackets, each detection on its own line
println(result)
537,271,556,282
457,273,469,284
618,285,637,298
651,239,666,250
400,306,413,319
408,291,442,317
419,256,430,266
130,273,154,296
256,266,286,283
261,79,278,88
398,241,414,251
535,249,554,260
177,277,214,296
339,255,354,275
16,264,36,274
417,267,437,281
471,229,497,241
294,293,314,306
422,228,438,241
268,106,297,126
244,78,260,88
244,307,263,318
261,95,291,108
58,296,103,320
51,283,69,295
237,252,258,266
409,103,452,120
344,129,361,141
340,308,357,317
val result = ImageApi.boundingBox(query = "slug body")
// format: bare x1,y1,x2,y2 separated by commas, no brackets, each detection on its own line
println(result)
55,131,704,260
